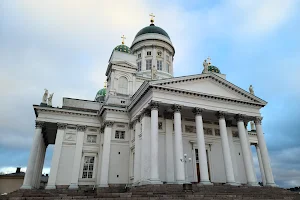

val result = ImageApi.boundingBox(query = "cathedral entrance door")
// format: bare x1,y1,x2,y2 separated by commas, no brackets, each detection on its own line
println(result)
195,148,211,183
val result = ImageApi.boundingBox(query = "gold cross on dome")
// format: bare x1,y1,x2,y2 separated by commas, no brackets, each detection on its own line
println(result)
121,35,126,44
149,13,155,24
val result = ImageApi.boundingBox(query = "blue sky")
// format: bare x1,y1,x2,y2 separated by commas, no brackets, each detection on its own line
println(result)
0,0,300,188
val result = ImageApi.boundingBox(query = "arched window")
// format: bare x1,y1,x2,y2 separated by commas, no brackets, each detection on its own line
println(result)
118,76,128,94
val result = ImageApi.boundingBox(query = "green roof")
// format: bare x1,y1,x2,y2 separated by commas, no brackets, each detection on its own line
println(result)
114,44,131,54
95,88,106,101
135,24,170,39
202,65,221,73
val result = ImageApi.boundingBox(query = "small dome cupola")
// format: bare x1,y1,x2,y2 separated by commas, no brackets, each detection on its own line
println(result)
114,35,131,54
95,81,107,102
202,57,221,74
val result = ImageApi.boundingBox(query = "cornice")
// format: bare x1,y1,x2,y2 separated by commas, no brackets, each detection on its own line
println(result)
99,106,127,116
34,106,98,118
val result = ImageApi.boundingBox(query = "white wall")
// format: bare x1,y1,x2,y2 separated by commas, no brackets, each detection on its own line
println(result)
56,145,75,185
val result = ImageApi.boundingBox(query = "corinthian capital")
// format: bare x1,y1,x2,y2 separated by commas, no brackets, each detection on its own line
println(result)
193,107,204,116
57,123,67,130
150,101,159,110
217,111,226,119
35,121,45,129
172,104,181,113
77,125,87,132
255,117,263,125
104,121,114,127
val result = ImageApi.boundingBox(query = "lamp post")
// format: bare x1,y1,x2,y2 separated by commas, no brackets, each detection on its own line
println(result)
180,153,192,183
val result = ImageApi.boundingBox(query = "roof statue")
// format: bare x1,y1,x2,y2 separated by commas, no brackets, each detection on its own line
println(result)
47,93,54,107
249,85,254,95
203,57,210,73
151,65,157,80
149,13,155,24
42,89,48,104
121,35,126,45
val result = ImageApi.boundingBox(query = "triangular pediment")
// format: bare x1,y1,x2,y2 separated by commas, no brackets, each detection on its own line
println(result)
150,73,266,105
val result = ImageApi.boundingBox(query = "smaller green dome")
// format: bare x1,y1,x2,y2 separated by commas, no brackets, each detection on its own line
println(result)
202,65,221,73
95,88,106,102
114,44,131,54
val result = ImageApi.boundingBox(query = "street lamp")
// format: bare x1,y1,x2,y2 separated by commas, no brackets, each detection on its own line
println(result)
180,153,192,183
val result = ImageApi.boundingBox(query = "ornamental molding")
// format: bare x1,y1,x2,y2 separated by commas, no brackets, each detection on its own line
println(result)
172,104,182,113
255,117,263,125
77,125,87,132
99,106,127,117
150,101,159,110
57,123,67,130
193,107,204,116
140,109,151,118
35,121,45,128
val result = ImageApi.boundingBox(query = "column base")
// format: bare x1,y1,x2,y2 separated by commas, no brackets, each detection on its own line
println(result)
45,185,56,189
197,181,213,186
247,182,260,187
98,184,109,188
148,178,163,184
266,183,278,187
68,184,79,189
175,180,186,184
20,185,32,190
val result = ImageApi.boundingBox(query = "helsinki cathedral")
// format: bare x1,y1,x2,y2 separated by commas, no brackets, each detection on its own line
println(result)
21,14,276,190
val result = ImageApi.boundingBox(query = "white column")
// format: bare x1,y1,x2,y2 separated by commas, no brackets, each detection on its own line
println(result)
133,119,141,184
36,141,46,189
173,104,185,183
165,113,175,183
32,131,43,188
245,126,258,183
218,112,236,185
21,121,44,189
140,112,151,185
149,101,162,184
227,125,239,183
98,121,113,187
236,115,258,186
194,108,212,185
33,136,46,189
255,117,276,187
153,46,157,69
256,144,266,186
69,125,86,189
142,47,146,71
46,123,67,189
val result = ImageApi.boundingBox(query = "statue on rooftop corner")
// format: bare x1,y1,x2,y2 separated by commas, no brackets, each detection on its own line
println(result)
48,93,54,107
249,85,254,95
203,57,211,73
151,65,157,80
42,89,48,104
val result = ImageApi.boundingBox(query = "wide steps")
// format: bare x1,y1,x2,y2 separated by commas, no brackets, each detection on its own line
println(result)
1,184,299,200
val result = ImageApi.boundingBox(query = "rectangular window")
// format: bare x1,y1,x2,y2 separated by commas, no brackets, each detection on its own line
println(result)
137,61,141,71
138,53,141,58
115,130,125,139
157,60,162,70
185,125,196,133
158,122,163,130
147,51,151,56
82,156,94,179
146,60,152,70
204,128,213,135
87,135,97,143
214,129,220,136
166,63,169,72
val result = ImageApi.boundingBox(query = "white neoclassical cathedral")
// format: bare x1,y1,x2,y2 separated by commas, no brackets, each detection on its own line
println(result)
21,15,276,190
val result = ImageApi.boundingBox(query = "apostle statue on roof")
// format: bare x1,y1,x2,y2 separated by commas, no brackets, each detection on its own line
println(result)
42,89,48,104
249,85,254,95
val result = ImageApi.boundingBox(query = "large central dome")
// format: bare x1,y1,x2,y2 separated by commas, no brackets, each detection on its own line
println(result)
135,24,170,39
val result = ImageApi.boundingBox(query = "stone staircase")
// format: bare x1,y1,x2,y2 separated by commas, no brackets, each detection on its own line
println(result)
1,184,300,200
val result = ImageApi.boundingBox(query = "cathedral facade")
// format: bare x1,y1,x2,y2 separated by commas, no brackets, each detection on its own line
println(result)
21,17,276,190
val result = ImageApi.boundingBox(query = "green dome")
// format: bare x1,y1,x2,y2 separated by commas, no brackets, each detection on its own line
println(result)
202,65,221,73
114,44,131,54
135,24,170,39
95,88,106,102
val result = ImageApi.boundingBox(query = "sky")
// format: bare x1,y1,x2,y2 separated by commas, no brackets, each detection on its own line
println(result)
0,0,300,188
